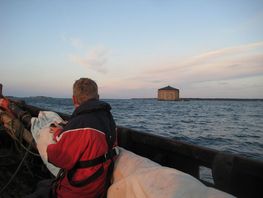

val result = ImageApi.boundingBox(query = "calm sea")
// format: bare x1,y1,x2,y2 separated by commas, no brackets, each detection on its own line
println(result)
23,97,263,161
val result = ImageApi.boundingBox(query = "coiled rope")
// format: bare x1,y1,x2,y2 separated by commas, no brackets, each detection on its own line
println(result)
12,134,40,157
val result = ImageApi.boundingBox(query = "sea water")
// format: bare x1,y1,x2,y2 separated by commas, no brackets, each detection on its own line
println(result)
23,97,263,161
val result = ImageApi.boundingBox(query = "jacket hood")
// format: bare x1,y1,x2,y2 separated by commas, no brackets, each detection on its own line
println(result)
72,100,111,118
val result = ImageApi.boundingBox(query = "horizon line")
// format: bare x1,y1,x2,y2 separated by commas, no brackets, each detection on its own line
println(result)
7,96,263,101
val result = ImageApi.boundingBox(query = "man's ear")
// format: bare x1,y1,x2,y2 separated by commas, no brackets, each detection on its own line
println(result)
72,95,79,108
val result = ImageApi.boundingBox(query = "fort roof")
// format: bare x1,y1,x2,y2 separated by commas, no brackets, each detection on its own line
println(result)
158,86,179,91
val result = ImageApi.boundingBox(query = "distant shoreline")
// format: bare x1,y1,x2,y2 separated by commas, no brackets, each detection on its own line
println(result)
131,98,263,101
7,96,263,101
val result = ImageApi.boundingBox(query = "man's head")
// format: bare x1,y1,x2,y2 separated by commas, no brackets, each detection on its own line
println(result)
73,78,99,108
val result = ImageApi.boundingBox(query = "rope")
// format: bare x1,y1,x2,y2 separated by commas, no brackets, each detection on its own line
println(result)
0,141,32,194
12,136,40,157
5,119,40,157
1,126,40,157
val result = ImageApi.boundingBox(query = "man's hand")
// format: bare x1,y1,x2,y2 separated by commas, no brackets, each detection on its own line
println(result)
50,122,65,142
0,98,10,111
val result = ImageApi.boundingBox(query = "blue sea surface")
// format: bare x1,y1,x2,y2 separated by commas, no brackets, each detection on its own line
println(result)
23,97,263,161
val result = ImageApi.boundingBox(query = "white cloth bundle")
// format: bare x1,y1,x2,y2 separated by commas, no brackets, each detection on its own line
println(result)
31,111,63,176
108,147,235,198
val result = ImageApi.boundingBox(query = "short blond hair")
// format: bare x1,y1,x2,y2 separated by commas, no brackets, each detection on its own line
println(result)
73,78,98,104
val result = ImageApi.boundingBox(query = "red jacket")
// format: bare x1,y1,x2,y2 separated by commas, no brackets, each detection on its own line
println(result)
47,100,117,198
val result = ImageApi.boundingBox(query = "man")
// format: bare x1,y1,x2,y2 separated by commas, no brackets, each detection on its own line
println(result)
47,78,118,198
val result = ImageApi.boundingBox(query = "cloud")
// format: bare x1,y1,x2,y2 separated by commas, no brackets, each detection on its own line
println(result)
69,46,109,73
193,41,263,60
61,35,84,49
63,35,110,73
69,37,83,49
142,41,263,85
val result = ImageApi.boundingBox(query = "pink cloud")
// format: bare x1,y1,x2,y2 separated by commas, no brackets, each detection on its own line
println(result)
141,41,263,84
69,46,109,73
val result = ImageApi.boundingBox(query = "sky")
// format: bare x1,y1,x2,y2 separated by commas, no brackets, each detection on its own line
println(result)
0,0,263,99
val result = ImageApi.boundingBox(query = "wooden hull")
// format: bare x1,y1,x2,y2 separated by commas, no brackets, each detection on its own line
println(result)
0,102,263,198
